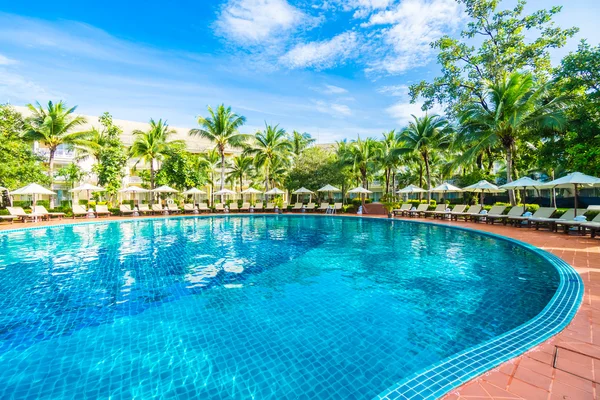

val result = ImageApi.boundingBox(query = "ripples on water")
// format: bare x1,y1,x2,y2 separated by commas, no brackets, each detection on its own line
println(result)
0,216,559,399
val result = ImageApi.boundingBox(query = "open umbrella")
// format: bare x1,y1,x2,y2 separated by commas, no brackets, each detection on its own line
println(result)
430,182,462,203
292,187,315,203
317,184,341,202
119,186,150,207
348,186,372,209
241,187,262,204
499,177,541,213
214,188,236,208
11,183,57,221
463,180,504,205
151,185,179,205
182,188,206,207
397,184,427,200
70,183,106,207
535,172,600,216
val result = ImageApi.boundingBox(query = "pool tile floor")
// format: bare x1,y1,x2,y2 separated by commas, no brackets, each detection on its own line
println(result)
1,212,599,399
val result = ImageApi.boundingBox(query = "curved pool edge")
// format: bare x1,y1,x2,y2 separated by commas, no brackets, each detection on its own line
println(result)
0,214,584,399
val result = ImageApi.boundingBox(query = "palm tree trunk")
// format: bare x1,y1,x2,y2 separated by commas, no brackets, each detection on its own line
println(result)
265,166,270,192
220,152,225,204
424,155,431,202
150,159,155,203
48,148,56,208
506,146,516,205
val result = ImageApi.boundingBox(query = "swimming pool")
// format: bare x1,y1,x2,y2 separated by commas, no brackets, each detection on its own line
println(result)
0,216,580,399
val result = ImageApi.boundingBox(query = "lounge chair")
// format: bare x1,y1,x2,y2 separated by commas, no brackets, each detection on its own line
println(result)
240,202,251,212
333,203,342,214
471,205,506,223
393,203,412,216
487,206,523,225
120,204,136,216
507,207,555,228
198,203,210,213
582,213,600,238
555,206,600,234
281,202,288,212
229,203,239,212
167,203,180,214
305,203,315,212
0,215,17,224
138,204,153,215
214,203,225,212
152,204,166,214
33,205,65,219
424,204,446,218
265,203,275,212
254,202,263,211
291,202,303,212
452,205,482,221
73,204,89,219
406,203,429,218
183,203,195,213
318,202,330,213
530,209,575,231
95,205,112,218
7,207,45,222
436,205,466,220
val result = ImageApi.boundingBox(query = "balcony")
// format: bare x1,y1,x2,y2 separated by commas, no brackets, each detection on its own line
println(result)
123,176,143,185
36,148,75,160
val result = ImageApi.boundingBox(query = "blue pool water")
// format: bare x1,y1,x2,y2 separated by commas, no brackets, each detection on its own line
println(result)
0,216,559,399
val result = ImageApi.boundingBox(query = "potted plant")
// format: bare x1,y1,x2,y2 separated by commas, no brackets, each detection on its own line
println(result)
382,201,398,218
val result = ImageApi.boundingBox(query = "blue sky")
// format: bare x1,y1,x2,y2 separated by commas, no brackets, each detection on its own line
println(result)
0,0,598,143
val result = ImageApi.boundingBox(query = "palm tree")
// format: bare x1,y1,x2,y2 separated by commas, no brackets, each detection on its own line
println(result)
130,119,180,190
290,130,315,156
227,155,254,192
460,72,566,204
400,114,452,201
200,149,221,205
379,130,403,195
244,124,292,191
349,136,379,189
22,101,89,189
189,105,246,193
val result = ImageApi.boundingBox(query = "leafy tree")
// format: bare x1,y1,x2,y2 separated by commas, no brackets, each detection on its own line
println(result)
285,147,346,196
55,163,86,189
459,72,566,203
227,155,254,192
189,104,246,193
379,130,403,194
244,124,292,191
22,101,89,188
400,114,452,201
200,149,221,203
289,130,315,156
348,136,380,189
92,113,128,202
155,144,207,190
0,105,50,190
410,0,578,115
130,119,181,190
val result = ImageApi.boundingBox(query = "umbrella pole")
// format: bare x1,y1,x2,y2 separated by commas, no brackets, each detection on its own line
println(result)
522,187,527,213
574,183,578,217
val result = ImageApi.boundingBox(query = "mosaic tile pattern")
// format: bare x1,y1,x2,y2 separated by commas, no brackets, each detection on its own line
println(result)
0,216,561,399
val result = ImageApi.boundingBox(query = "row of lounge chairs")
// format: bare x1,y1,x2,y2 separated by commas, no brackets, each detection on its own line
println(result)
289,202,343,213
394,203,600,236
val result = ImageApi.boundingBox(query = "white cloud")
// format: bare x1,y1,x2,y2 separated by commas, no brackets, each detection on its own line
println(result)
317,0,393,18
313,100,352,117
215,0,308,44
311,84,348,94
280,31,359,69
0,54,16,65
0,68,62,103
377,84,409,96
385,100,443,125
364,0,464,75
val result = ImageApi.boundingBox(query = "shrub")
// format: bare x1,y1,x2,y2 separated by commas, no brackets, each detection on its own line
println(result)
350,198,372,208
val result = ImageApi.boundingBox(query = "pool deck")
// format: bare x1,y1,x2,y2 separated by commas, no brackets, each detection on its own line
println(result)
1,212,599,399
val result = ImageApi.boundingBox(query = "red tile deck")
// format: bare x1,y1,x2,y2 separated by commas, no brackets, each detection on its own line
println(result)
1,212,599,399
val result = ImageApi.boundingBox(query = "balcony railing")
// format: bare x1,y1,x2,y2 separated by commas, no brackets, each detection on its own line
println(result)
123,176,143,185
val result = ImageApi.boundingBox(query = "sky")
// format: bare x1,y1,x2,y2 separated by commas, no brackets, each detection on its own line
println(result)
0,0,598,143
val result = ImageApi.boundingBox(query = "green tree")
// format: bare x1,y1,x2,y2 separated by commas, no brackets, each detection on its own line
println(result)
400,114,452,201
155,144,207,190
285,147,345,195
348,136,379,189
0,105,50,190
379,130,403,195
92,113,128,202
289,130,315,156
244,124,292,191
459,72,566,204
200,149,221,204
227,155,254,192
189,104,246,193
410,0,577,115
22,101,89,188
130,119,181,190
55,162,86,189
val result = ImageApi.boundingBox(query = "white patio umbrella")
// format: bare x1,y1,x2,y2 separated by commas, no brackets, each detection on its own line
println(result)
430,182,462,203
10,183,56,221
182,187,206,206
241,187,262,204
70,183,106,206
348,186,372,208
151,185,179,193
318,184,341,202
292,187,315,203
499,177,541,213
535,172,600,216
119,186,150,207
265,187,285,204
463,180,504,205
397,184,427,200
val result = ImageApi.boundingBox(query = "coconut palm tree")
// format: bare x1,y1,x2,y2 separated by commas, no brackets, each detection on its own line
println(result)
130,119,180,190
227,155,254,192
22,101,89,189
459,72,567,204
400,114,453,201
379,130,403,195
290,130,315,156
244,124,292,192
189,105,246,193
200,149,221,205
349,136,380,189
